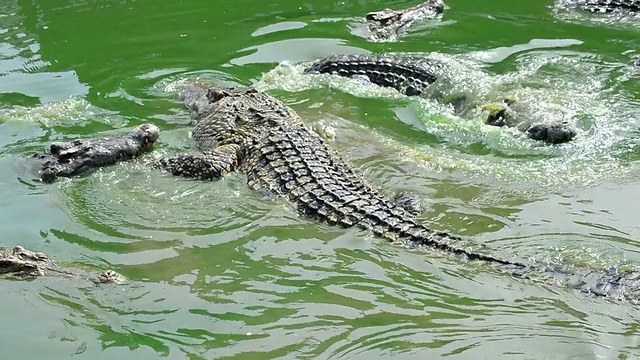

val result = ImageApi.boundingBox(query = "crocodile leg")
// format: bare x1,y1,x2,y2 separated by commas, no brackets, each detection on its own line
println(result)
393,192,424,215
154,143,243,180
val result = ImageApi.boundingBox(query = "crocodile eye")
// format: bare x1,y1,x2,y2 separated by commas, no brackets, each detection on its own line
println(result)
206,88,228,102
12,246,25,255
235,115,248,125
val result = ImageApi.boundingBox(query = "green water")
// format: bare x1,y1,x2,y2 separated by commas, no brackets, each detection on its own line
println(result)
1,0,640,358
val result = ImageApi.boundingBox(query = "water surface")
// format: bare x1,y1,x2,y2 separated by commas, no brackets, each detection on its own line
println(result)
1,0,640,358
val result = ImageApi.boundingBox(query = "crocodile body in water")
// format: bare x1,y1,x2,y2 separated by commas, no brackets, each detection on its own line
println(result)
31,84,640,303
304,54,577,144
0,246,123,284
364,0,446,42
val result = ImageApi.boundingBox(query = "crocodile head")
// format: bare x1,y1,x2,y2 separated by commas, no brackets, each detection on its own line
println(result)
365,0,446,42
0,246,124,284
0,246,52,278
97,269,125,284
130,123,161,151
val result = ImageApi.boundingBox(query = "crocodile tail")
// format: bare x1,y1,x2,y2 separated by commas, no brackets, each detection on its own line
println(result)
519,263,640,304
356,208,526,267
359,207,640,302
305,54,443,96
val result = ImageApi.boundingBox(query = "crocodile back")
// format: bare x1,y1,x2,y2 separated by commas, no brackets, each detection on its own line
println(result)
305,54,443,96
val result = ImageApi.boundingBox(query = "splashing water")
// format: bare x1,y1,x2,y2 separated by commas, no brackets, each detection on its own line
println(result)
0,97,122,128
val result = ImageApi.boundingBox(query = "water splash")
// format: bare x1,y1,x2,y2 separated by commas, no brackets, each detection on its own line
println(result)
0,97,122,128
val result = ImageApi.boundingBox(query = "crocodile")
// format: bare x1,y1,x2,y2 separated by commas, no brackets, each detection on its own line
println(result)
149,83,638,302
35,123,160,183
304,53,577,144
0,245,123,284
557,0,640,13
364,0,446,42
30,84,640,302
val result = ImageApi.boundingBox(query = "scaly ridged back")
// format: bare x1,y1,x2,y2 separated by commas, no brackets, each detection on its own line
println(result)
305,54,443,96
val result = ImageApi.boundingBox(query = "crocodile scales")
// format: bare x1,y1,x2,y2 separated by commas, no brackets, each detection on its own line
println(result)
155,84,509,263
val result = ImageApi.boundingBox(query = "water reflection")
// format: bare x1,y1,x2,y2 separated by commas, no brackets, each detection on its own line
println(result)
0,0,88,103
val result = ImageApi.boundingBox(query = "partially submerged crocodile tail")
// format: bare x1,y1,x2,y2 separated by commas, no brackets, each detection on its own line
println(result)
356,208,523,267
358,207,640,302
305,54,443,96
521,263,640,303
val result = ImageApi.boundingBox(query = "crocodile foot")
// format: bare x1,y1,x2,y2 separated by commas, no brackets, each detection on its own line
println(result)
394,192,424,215
34,123,160,183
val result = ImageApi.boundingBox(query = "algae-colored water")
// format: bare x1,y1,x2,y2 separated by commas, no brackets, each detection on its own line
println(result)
1,0,640,358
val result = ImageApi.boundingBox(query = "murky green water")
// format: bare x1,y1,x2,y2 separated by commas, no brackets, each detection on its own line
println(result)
1,0,640,358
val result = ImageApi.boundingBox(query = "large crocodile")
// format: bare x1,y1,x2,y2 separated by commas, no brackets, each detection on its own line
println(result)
32,84,640,302
363,0,446,42
0,245,123,284
304,54,577,144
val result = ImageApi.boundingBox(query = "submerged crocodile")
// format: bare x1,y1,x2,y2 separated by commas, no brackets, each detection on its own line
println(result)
0,245,123,284
33,84,640,302
364,0,446,42
304,54,577,144
558,0,640,13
